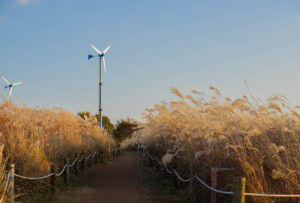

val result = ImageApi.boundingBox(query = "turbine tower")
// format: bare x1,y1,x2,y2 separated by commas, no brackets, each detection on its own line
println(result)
88,44,111,128
1,75,24,102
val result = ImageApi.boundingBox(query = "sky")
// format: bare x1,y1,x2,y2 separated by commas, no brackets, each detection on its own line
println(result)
0,0,300,123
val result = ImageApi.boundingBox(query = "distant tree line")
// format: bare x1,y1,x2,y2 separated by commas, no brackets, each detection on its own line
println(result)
77,111,139,143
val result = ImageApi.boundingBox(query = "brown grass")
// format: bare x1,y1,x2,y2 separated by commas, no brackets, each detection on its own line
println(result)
0,96,115,196
122,86,300,202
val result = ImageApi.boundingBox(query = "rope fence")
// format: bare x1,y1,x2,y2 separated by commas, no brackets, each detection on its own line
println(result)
68,157,78,167
6,148,296,202
14,173,54,180
146,152,300,202
1,147,121,203
56,164,67,177
163,163,173,174
173,170,191,182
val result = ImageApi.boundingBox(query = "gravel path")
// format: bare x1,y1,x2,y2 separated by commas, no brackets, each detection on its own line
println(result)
55,151,152,203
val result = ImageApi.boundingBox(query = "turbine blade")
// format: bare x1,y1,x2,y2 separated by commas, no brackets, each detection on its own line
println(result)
9,87,13,101
103,57,107,73
103,45,111,54
13,82,24,86
91,44,102,55
1,75,10,85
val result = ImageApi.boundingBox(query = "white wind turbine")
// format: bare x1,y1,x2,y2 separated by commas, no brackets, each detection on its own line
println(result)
1,75,24,102
88,44,111,127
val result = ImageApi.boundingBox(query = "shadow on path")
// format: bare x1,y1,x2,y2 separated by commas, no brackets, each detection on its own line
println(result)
55,151,152,203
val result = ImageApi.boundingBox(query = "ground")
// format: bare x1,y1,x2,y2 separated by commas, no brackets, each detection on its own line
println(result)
51,151,185,203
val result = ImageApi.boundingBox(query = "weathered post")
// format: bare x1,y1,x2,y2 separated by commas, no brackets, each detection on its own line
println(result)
154,158,160,173
172,169,179,190
88,153,92,167
161,163,167,178
148,154,153,167
64,158,69,184
74,153,79,176
233,177,245,203
80,156,85,170
190,161,197,202
95,151,98,164
211,168,217,203
100,152,104,163
50,164,56,196
7,164,15,203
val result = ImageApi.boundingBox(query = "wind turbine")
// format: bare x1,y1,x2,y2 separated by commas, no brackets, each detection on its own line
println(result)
1,75,24,102
88,44,111,127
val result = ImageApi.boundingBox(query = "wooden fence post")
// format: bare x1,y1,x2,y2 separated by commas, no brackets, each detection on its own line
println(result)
80,156,85,170
95,151,98,165
161,163,167,178
51,164,56,196
148,156,153,167
233,177,245,203
211,169,217,203
100,152,104,163
88,153,92,167
172,169,179,190
154,158,160,173
75,153,79,175
64,158,69,184
7,164,14,203
190,161,197,202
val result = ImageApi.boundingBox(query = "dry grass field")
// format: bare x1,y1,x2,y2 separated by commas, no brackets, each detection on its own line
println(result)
122,85,300,202
0,96,115,198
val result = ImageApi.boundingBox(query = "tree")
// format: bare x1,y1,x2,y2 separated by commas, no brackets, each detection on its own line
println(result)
77,111,93,119
95,114,115,134
78,111,115,134
113,118,138,143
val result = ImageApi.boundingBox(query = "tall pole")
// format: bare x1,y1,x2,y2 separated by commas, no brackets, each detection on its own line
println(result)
99,55,102,127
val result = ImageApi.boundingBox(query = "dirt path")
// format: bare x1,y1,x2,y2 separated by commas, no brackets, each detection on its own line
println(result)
55,151,152,203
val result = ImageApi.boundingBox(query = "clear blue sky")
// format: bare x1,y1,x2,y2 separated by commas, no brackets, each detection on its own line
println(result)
1,0,300,123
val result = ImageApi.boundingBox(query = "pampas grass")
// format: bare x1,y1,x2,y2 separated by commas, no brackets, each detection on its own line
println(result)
122,86,300,202
0,96,115,195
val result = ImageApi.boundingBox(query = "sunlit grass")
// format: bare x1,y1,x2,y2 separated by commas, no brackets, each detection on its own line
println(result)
123,86,300,202
0,95,115,195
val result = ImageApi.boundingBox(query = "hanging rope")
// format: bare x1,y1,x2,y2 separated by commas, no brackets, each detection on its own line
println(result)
174,170,191,182
56,164,67,176
14,173,54,180
68,157,78,167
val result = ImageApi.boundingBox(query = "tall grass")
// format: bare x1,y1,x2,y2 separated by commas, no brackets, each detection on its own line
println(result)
0,145,7,202
0,96,115,195
123,86,300,202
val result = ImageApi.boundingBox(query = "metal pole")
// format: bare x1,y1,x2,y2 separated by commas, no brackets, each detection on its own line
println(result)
99,56,102,127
